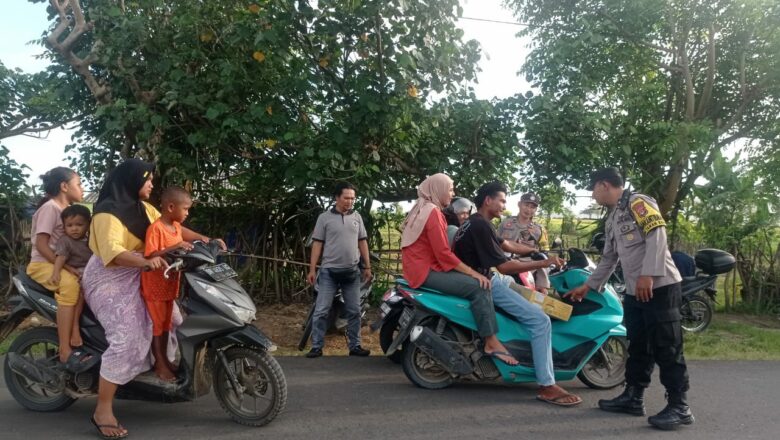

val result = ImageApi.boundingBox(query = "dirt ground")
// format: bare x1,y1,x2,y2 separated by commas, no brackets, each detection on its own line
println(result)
718,312,780,329
255,303,384,356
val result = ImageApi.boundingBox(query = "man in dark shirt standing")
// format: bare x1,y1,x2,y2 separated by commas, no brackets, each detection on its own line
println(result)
452,182,581,406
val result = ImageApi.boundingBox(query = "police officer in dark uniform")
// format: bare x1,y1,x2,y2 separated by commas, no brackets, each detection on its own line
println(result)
565,167,693,430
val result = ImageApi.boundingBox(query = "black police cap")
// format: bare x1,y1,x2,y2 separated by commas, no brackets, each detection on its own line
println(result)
587,167,624,190
520,192,541,206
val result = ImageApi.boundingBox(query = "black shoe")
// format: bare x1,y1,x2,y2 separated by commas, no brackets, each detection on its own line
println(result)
648,392,694,430
598,385,646,416
348,346,370,357
306,348,323,358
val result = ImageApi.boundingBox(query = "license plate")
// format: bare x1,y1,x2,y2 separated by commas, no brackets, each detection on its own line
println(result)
399,307,413,329
380,303,391,316
200,263,238,281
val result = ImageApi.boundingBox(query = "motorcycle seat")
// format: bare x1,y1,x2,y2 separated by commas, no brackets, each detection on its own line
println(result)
16,266,55,297
396,278,447,296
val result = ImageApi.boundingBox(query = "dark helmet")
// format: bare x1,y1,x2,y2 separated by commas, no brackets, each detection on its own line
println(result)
590,232,606,252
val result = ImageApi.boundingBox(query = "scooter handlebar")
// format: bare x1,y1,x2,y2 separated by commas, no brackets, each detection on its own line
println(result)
164,259,184,279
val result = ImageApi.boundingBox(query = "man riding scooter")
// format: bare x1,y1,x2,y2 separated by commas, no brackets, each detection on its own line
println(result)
452,182,582,406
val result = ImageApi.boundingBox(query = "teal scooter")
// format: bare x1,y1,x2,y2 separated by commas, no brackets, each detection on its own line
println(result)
384,248,627,390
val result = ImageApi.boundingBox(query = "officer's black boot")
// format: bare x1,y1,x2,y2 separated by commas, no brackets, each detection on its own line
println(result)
598,385,646,416
648,391,694,430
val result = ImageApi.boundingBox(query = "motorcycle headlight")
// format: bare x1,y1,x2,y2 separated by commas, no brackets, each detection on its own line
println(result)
196,281,256,324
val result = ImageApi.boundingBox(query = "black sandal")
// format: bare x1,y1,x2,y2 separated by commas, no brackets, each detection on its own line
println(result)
90,416,128,439
64,349,99,374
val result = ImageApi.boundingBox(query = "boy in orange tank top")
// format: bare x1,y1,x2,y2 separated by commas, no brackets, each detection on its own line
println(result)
141,186,194,381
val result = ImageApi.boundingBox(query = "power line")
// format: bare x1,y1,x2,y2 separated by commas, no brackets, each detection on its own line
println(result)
457,16,532,27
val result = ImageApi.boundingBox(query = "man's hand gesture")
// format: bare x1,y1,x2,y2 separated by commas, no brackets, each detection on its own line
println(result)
564,284,590,302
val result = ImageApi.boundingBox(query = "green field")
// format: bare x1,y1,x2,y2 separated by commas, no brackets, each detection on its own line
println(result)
684,315,780,360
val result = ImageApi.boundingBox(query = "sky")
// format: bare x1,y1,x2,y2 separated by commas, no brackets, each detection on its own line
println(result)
1,0,595,213
2,0,72,186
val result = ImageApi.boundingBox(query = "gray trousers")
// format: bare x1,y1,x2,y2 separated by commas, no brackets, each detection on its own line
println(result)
421,270,498,337
311,267,362,350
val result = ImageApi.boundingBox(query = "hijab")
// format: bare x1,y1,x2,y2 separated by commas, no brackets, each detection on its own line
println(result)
400,173,453,247
93,159,155,241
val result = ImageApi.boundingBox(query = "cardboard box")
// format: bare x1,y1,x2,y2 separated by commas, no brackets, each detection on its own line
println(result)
510,284,573,321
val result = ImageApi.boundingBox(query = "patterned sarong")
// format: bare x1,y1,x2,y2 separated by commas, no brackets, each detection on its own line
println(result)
82,254,181,384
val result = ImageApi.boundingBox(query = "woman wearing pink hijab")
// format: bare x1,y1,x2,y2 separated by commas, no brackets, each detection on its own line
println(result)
401,173,518,365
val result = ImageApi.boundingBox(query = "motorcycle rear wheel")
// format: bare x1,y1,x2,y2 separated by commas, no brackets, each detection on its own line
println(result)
680,295,713,333
577,336,627,390
3,327,76,411
213,347,287,426
401,322,456,390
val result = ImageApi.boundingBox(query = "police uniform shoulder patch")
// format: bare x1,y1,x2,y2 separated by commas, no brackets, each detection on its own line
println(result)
629,196,666,234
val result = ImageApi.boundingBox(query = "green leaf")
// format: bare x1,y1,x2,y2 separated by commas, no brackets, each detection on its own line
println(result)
397,54,417,70
205,107,222,120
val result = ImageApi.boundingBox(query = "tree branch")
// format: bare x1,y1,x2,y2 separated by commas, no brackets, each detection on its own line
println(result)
1,117,78,140
695,23,717,119
46,0,111,105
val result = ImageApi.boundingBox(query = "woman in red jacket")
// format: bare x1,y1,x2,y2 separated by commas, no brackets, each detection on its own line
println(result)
401,173,517,365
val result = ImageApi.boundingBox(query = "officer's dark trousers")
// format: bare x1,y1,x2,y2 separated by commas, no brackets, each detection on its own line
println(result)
624,282,690,393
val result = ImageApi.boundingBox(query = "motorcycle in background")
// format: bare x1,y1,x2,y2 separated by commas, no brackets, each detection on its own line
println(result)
297,254,379,351
297,271,372,351
589,233,736,333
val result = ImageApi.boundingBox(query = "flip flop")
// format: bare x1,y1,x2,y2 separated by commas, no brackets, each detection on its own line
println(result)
536,392,583,407
64,349,99,374
90,416,128,439
483,350,519,366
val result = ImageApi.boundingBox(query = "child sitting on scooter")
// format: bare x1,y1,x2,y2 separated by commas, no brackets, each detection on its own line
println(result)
141,186,195,381
47,204,94,367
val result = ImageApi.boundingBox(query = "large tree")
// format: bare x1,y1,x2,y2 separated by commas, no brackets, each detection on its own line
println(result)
37,0,523,204
506,0,780,217
33,0,528,301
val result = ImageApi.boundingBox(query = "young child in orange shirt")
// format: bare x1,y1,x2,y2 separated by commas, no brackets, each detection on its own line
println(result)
141,186,194,381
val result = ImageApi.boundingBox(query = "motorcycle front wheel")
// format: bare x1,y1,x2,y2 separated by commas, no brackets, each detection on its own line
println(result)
3,327,75,412
577,336,627,390
680,295,713,333
213,347,287,426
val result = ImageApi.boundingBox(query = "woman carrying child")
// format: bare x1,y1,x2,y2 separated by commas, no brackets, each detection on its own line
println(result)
26,167,92,371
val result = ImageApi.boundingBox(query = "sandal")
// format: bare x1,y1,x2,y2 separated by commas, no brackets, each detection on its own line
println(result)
64,349,99,374
90,416,128,439
536,390,583,407
483,350,519,366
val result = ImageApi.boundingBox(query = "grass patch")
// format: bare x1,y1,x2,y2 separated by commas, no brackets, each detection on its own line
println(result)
684,316,780,360
0,330,19,355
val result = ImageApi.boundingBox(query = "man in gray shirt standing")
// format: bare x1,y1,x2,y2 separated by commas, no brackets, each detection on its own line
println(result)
306,182,372,358
566,168,691,430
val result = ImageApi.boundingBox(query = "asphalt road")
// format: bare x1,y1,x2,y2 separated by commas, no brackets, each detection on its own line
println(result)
0,357,777,440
